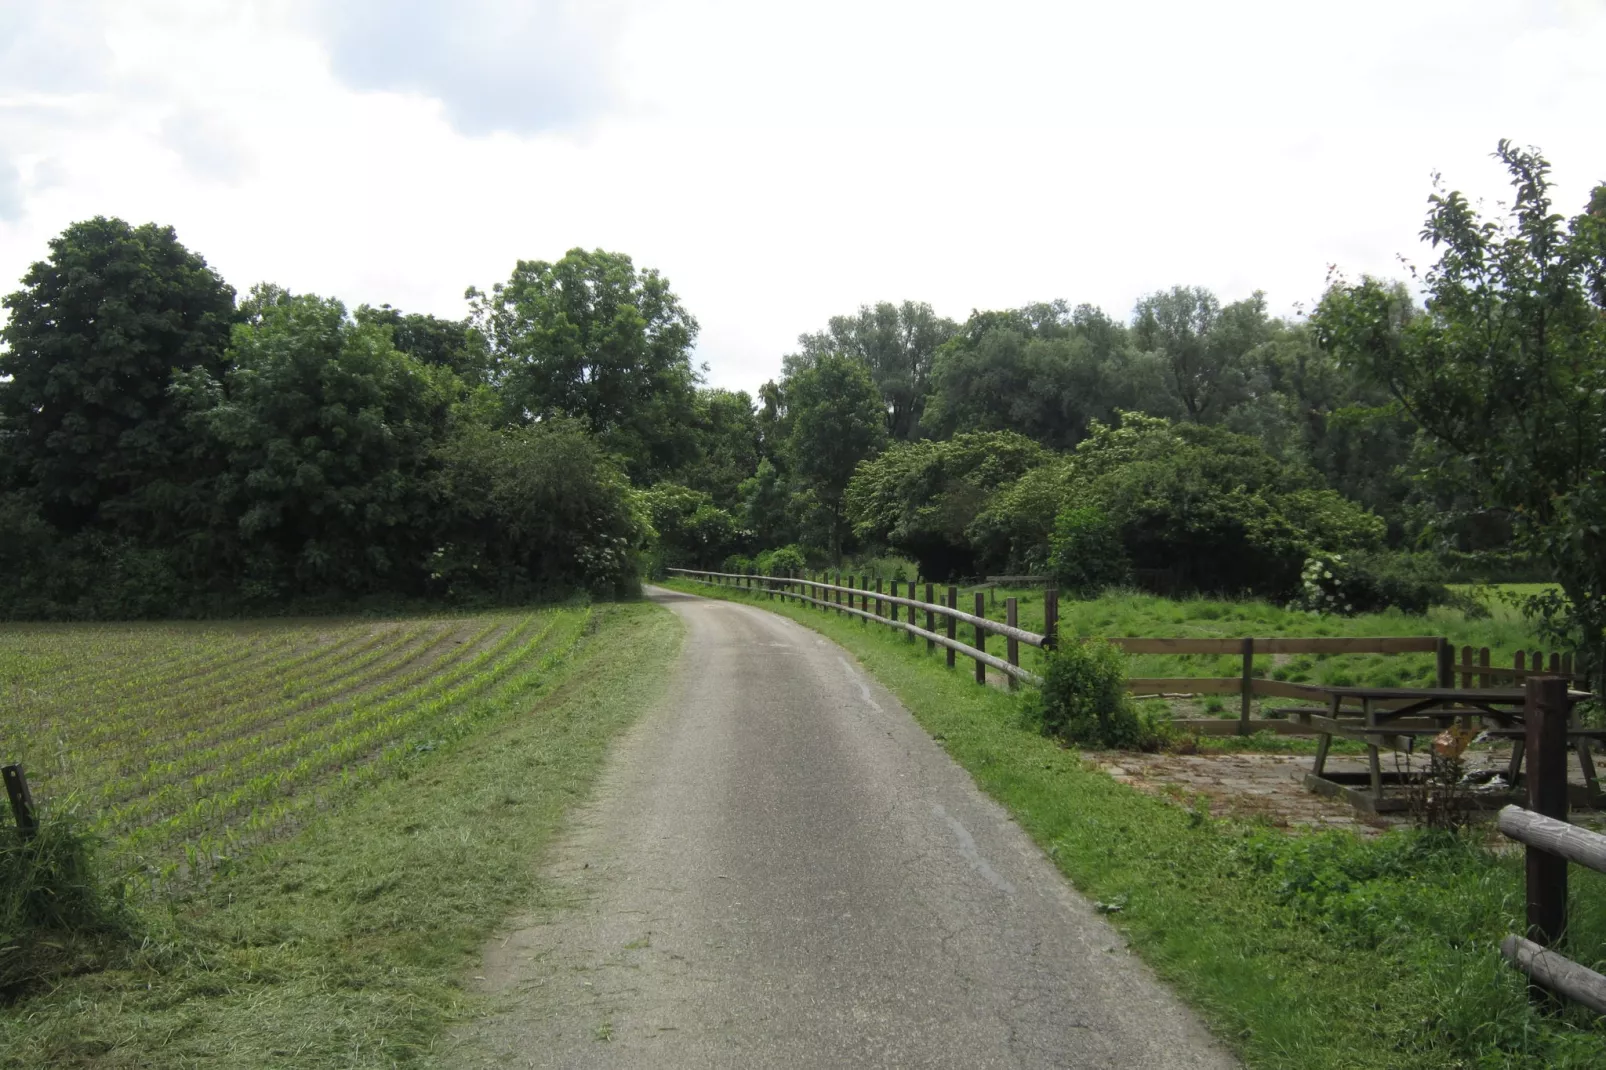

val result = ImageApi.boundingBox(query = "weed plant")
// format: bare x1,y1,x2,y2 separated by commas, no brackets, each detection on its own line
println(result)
0,809,128,1000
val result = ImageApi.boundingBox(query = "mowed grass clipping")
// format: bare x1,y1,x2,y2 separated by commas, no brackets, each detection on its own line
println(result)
0,608,591,885
0,601,681,1069
662,579,1606,1069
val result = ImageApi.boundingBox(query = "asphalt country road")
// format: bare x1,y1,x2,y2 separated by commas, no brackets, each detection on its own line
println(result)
442,587,1239,1069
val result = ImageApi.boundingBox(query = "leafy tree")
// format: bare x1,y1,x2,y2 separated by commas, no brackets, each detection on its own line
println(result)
679,388,761,509
737,457,796,549
786,300,957,439
0,217,236,536
923,302,1169,448
847,430,1046,579
1316,141,1606,672
639,482,743,572
468,248,701,482
436,420,645,598
1133,286,1270,423
1046,506,1129,595
175,287,460,598
965,459,1078,574
354,304,491,383
786,354,886,561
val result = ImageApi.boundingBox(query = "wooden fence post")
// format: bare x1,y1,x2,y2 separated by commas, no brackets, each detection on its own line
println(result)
925,583,935,654
974,592,987,685
835,571,842,615
1526,676,1571,948
874,578,883,619
1043,588,1059,651
1006,598,1020,691
4,764,37,841
1238,637,1254,735
905,581,916,641
946,587,958,668
1436,637,1454,689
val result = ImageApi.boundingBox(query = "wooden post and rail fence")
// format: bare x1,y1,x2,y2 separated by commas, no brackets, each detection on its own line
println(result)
664,569,1586,733
1492,676,1606,1015
668,568,1054,687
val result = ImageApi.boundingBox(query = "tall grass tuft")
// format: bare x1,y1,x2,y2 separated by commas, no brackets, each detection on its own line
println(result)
1,805,129,1000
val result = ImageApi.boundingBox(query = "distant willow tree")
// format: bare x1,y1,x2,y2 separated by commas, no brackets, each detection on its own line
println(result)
786,300,957,441
1132,286,1271,423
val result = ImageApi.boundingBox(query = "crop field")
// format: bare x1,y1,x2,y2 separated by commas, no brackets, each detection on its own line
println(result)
0,605,593,885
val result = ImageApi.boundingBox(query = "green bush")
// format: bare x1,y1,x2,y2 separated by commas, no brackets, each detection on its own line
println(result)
723,554,754,575
1,811,128,999
1291,551,1453,616
755,545,807,577
1046,505,1130,595
1023,640,1168,751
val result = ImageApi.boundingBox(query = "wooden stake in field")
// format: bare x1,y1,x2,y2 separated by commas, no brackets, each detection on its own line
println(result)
3,763,38,841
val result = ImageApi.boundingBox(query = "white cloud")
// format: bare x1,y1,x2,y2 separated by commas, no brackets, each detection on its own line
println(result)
303,0,620,135
1,0,1604,395
160,108,254,183
0,158,21,221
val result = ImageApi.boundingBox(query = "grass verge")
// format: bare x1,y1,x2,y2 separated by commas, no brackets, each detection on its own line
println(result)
661,579,1606,1069
0,600,680,1068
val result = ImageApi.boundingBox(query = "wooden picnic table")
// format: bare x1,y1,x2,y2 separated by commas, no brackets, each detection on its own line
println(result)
1291,686,1598,809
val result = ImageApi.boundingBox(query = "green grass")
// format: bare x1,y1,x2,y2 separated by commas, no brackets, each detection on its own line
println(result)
0,601,681,1068
663,578,1606,1069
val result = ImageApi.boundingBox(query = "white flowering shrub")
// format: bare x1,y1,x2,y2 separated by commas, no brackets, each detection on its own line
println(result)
1289,551,1449,616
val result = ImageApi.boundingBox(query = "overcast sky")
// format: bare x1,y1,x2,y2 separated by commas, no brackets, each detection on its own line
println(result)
2,0,1604,393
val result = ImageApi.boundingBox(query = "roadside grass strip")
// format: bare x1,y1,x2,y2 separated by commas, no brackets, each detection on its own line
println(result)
0,601,682,1069
662,580,1606,1070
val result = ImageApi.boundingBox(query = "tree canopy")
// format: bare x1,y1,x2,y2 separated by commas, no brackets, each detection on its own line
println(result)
1316,141,1606,668
0,216,236,537
3,141,1599,624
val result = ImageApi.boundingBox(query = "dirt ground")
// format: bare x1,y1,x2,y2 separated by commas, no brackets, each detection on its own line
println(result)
1086,743,1605,835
